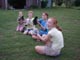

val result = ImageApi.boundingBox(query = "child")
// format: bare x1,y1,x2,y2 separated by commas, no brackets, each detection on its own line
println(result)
38,13,48,36
23,11,35,35
16,11,25,32
35,17,64,56
32,12,48,41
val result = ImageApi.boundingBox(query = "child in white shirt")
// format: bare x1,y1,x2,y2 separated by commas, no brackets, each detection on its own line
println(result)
35,17,64,56
23,11,35,35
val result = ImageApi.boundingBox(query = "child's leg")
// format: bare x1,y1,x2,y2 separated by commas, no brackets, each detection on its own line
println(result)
35,45,61,56
19,26,24,32
32,35,40,41
35,46,45,54
32,35,37,39
21,27,26,33
28,30,33,35
23,30,28,34
16,25,20,31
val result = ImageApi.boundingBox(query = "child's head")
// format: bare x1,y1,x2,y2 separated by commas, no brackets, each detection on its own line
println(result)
42,12,48,20
47,17,62,31
19,11,23,17
28,11,33,18
18,16,24,21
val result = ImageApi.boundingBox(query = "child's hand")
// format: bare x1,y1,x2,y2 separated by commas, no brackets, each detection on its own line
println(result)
42,34,46,38
37,34,40,37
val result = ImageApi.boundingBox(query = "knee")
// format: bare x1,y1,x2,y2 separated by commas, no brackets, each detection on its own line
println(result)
32,35,35,38
32,35,37,39
23,31,27,34
35,46,40,52
35,46,44,54
35,46,39,50
23,32,26,34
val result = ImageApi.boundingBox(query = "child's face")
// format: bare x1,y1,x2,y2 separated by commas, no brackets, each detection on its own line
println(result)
47,18,54,30
42,13,48,20
19,11,23,17
28,12,33,18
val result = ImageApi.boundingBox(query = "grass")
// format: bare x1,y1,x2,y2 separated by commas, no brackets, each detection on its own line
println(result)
0,8,80,60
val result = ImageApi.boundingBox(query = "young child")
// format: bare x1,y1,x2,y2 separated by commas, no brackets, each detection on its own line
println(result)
32,12,48,41
35,17,64,56
16,11,25,32
23,11,35,35
38,13,48,36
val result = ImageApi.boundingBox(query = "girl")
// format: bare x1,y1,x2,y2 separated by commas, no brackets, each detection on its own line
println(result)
23,11,35,35
32,12,48,41
16,11,25,32
35,17,64,56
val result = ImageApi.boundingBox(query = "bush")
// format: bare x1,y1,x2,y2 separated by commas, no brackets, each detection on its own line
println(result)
55,0,63,6
41,0,48,8
75,0,80,6
30,5,39,9
64,0,75,8
8,0,26,9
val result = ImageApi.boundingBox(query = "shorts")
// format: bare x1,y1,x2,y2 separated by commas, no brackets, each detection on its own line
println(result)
43,46,61,56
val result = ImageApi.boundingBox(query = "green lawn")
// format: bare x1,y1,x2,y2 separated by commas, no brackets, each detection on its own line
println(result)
0,8,80,60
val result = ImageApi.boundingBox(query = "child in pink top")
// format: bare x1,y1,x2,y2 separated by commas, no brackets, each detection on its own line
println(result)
16,11,25,32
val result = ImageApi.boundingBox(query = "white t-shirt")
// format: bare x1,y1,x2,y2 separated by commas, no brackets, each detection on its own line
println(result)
48,28,64,50
25,18,35,29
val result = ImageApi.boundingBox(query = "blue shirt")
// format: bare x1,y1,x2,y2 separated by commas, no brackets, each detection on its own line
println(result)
38,18,48,36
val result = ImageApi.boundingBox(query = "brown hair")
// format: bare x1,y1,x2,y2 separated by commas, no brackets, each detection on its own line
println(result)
50,17,62,31
43,12,48,18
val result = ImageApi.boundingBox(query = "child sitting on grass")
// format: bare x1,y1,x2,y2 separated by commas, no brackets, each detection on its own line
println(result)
23,11,36,35
32,12,49,41
16,11,25,32
35,17,64,56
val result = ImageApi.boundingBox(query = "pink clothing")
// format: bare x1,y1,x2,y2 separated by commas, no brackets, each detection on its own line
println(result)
16,25,24,31
16,16,25,32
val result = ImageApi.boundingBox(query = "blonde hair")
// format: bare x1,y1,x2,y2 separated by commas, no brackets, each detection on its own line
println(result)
28,11,33,14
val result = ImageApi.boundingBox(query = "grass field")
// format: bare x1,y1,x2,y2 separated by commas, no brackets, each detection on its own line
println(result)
0,8,80,60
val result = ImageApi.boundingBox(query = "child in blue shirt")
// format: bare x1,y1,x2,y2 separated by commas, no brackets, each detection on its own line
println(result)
32,12,49,41
38,18,48,36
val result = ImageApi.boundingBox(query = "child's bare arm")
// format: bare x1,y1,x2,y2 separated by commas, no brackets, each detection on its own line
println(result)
37,34,51,46
37,34,51,43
